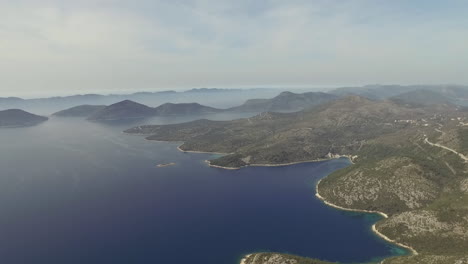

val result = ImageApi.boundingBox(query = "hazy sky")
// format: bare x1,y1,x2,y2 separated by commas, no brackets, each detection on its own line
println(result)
1,0,468,97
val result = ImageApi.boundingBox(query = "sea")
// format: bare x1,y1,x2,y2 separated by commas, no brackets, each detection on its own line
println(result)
0,113,407,264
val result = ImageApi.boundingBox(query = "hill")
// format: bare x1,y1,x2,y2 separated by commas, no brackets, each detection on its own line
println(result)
330,84,412,100
87,100,157,121
154,103,222,115
229,91,338,112
389,90,454,107
126,96,468,263
0,109,48,127
52,105,106,117
329,84,468,103
126,96,424,165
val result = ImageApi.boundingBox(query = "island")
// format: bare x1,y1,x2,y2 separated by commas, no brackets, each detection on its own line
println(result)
156,163,176,168
56,91,342,121
83,100,224,121
0,109,48,128
87,100,158,121
126,93,468,263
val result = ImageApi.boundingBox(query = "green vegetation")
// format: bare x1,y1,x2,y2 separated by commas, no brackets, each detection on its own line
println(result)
229,91,338,113
126,96,468,263
389,90,453,107
457,128,468,154
241,253,338,264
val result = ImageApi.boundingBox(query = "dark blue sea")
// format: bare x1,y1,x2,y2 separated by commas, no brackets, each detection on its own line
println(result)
0,114,407,264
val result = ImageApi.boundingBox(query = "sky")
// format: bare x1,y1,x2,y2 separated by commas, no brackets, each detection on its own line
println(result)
1,0,468,97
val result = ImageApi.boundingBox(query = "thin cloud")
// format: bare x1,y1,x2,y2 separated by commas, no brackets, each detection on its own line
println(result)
0,0,467,96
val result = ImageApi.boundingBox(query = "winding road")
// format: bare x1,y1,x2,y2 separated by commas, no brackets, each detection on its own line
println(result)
424,138,468,162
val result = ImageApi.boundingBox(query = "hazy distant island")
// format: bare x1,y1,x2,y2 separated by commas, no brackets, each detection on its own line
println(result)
0,88,285,115
5,84,468,117
87,100,158,121
55,91,338,121
64,100,224,121
126,86,468,263
52,105,106,117
0,109,48,128
55,90,339,121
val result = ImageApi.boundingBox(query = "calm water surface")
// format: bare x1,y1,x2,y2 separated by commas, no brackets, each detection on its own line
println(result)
0,114,406,264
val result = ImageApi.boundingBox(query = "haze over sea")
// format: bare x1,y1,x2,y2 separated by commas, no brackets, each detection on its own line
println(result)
0,114,406,264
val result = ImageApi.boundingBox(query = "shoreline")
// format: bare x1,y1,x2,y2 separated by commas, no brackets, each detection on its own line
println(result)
130,137,417,262
204,158,340,170
239,254,251,264
315,179,418,257
177,145,229,155
315,179,389,218
250,158,338,167
139,136,357,168
204,156,353,170
205,160,240,170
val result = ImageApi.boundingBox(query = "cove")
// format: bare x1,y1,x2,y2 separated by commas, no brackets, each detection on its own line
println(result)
0,117,408,264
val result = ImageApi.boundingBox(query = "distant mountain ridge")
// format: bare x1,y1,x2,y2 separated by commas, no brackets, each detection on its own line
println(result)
389,90,454,106
0,109,48,127
4,85,468,115
57,91,341,121
329,84,468,102
0,88,284,115
55,87,460,122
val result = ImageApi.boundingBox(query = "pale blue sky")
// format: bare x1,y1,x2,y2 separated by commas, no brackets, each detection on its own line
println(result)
1,0,467,96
